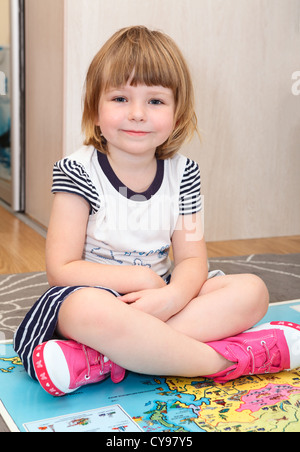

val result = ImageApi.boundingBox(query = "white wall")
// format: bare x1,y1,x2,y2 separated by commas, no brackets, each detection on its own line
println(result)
26,0,300,241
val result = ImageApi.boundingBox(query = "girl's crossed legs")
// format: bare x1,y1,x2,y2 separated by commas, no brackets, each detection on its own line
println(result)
33,273,300,395
56,273,269,377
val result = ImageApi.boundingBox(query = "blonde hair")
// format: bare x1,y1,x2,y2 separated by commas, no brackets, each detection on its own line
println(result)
82,26,198,159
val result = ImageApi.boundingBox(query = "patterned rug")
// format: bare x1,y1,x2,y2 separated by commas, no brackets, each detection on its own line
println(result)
209,253,300,302
0,253,299,341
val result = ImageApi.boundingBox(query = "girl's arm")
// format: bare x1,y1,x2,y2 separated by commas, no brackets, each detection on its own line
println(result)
165,212,208,311
119,212,208,320
46,193,166,293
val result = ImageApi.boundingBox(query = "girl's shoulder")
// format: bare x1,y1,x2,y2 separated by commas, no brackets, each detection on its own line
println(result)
52,146,101,214
168,154,201,215
53,145,100,186
165,153,200,178
57,145,96,168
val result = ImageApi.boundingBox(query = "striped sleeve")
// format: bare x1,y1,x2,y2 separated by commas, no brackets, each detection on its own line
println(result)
51,158,101,214
179,158,202,215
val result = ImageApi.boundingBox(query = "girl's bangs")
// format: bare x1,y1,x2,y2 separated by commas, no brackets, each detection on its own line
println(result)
102,43,179,93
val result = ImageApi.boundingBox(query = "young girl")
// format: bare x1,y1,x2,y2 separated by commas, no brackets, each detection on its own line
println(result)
14,26,300,396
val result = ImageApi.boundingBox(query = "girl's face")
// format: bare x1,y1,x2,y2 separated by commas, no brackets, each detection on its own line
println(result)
95,82,175,159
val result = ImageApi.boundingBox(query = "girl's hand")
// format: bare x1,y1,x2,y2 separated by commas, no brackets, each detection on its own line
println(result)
118,286,177,322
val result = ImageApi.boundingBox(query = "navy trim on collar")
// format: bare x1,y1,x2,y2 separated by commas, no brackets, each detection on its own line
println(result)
97,151,164,201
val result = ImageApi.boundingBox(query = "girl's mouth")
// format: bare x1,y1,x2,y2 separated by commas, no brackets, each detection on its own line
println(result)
122,130,150,137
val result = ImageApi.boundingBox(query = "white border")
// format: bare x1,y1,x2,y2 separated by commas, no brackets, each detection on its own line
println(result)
0,400,20,432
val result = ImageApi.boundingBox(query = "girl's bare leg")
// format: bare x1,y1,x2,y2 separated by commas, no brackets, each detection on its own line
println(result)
167,274,269,342
57,288,232,377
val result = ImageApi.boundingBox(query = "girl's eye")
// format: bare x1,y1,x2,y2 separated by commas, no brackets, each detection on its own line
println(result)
149,99,163,105
113,97,127,103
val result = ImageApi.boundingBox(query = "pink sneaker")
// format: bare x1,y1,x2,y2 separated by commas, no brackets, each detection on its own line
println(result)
33,340,126,396
205,321,300,383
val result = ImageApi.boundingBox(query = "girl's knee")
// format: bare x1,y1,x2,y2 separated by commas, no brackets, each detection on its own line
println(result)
202,272,269,318
57,288,118,338
242,274,269,317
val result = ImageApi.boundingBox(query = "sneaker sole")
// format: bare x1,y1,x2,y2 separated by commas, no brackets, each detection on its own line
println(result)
250,321,300,370
33,341,76,396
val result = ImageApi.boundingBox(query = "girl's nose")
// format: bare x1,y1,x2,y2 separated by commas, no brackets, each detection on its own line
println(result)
128,101,146,121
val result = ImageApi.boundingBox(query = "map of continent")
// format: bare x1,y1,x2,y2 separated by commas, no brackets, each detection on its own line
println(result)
136,371,300,432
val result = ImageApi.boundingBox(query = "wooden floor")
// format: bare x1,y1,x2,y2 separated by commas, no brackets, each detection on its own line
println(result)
0,205,46,274
0,204,300,275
